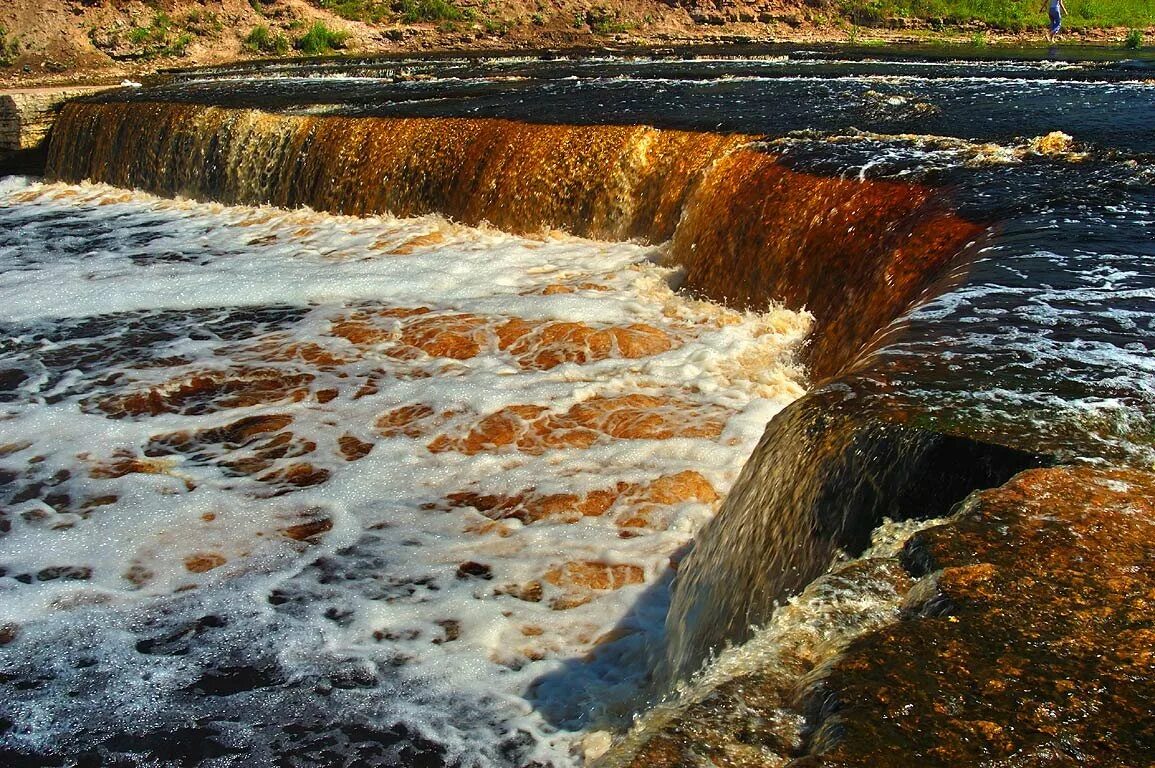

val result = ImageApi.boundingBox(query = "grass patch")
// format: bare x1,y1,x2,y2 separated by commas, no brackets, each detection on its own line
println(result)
393,0,471,23
294,21,349,54
0,26,19,66
126,13,195,58
483,18,514,35
584,6,633,34
1124,27,1144,46
837,0,1155,31
245,25,291,55
319,0,394,22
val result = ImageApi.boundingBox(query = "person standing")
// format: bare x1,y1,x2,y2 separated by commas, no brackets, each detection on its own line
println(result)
1044,0,1068,42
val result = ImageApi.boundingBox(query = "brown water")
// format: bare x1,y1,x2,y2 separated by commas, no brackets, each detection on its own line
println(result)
48,102,978,380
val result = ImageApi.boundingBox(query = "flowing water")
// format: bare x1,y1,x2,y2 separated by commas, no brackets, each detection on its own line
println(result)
2,49,1154,766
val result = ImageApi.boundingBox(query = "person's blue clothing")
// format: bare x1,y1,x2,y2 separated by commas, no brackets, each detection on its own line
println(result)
1049,0,1062,34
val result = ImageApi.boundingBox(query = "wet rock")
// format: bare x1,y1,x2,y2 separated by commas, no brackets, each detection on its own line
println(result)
602,558,915,768
426,394,730,456
606,467,1154,768
796,466,1155,766
455,561,493,580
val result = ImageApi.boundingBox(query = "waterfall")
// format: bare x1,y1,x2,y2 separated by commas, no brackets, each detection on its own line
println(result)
659,388,1047,685
48,100,981,381
46,98,992,685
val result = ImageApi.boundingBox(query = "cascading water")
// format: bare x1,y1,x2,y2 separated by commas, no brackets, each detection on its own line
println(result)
2,50,1154,767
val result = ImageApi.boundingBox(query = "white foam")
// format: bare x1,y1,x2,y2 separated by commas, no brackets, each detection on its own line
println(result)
0,181,811,766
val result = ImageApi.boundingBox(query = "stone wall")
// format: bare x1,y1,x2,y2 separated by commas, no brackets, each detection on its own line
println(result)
0,87,109,174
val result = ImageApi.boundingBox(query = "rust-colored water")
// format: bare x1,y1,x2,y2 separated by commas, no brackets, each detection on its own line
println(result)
669,148,984,380
48,102,980,381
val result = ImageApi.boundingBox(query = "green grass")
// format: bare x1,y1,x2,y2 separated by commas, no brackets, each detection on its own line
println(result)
837,0,1155,31
245,25,291,55
393,0,471,23
319,0,394,22
583,6,633,34
129,13,172,46
294,21,349,54
125,13,195,58
1124,26,1145,45
0,27,17,66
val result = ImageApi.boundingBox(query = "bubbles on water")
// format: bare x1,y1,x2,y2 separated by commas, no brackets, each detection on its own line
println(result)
0,181,810,766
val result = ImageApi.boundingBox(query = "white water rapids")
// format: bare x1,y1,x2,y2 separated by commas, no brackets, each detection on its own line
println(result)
0,179,809,766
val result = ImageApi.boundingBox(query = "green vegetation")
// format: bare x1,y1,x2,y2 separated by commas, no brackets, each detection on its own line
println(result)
126,13,194,58
245,25,291,55
1124,27,1144,47
394,0,471,23
970,29,988,45
294,21,349,54
183,10,224,36
584,6,632,34
482,18,514,35
128,13,168,46
319,0,394,22
836,0,1155,31
0,26,19,67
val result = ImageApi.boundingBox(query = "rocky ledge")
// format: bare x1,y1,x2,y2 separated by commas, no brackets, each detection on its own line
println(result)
0,86,109,174
604,465,1155,766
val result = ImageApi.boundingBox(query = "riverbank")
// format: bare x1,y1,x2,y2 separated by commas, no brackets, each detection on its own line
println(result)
1,0,1152,89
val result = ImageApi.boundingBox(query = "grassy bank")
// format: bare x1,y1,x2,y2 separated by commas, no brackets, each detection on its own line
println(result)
839,0,1155,31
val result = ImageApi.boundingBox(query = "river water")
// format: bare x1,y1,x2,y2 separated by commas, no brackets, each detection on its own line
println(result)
1,49,1153,766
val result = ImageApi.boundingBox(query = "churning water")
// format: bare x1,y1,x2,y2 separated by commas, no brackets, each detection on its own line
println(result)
0,179,809,766
1,49,1154,766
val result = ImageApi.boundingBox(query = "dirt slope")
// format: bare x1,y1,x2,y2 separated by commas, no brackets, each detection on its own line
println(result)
0,0,815,85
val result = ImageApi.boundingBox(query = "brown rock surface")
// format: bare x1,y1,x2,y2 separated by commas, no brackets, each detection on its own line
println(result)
604,466,1155,768
797,466,1155,766
426,394,730,455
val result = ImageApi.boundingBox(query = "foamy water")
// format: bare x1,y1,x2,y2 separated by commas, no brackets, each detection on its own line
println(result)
0,179,809,766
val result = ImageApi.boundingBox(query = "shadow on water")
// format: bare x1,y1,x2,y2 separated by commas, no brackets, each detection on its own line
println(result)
526,556,686,732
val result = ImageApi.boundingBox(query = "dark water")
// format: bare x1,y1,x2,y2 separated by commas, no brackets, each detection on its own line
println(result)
4,50,1155,766
117,49,1155,152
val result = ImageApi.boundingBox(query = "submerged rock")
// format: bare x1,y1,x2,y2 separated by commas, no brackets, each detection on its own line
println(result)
606,466,1155,767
